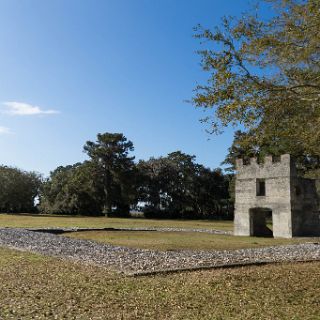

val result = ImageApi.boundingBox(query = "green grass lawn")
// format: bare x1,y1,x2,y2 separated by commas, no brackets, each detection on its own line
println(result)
0,247,319,319
63,230,318,251
0,213,233,230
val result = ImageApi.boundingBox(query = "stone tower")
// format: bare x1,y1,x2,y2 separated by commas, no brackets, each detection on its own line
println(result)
234,154,320,238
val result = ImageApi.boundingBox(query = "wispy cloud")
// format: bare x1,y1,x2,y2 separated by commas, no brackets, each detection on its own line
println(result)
2,101,59,116
0,126,12,134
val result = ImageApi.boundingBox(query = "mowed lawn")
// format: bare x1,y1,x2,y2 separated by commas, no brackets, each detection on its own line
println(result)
0,214,320,319
63,230,319,251
0,247,319,320
0,213,232,230
1,214,318,251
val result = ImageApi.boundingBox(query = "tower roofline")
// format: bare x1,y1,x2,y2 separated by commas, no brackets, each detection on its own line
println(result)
236,154,291,170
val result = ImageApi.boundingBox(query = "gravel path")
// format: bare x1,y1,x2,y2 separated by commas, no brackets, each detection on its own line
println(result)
0,228,319,275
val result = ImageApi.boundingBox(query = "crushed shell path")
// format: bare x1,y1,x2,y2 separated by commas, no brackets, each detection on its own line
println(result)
0,228,320,275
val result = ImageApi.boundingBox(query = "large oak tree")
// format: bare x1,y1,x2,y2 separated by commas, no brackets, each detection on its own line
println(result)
193,0,320,159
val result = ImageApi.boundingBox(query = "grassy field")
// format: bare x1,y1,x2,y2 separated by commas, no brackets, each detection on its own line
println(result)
0,213,233,230
63,230,318,251
1,214,319,318
1,214,318,251
0,247,319,319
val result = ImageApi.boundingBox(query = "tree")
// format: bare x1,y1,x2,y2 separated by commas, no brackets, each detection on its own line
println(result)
137,156,175,214
39,164,76,214
221,130,259,171
165,151,198,217
40,133,138,216
138,151,231,219
39,163,103,215
67,162,104,215
83,133,136,216
193,0,320,158
39,132,232,218
0,166,42,213
193,166,232,219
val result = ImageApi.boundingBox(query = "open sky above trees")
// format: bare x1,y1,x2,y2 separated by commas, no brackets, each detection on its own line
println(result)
0,0,318,216
0,0,273,176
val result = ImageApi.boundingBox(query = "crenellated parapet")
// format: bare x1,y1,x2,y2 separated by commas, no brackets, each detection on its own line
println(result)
235,154,295,179
235,154,291,170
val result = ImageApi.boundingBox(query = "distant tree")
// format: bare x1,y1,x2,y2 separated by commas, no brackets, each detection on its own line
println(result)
83,133,136,216
138,151,231,219
193,0,320,158
39,162,103,215
64,162,104,215
0,166,42,213
40,164,81,214
165,151,198,217
193,166,231,219
40,133,138,216
137,156,173,212
40,133,232,219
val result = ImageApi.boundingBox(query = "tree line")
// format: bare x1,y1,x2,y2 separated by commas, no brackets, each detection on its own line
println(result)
1,133,232,219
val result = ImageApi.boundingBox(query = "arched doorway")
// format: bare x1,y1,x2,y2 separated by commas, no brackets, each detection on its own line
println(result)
249,208,273,237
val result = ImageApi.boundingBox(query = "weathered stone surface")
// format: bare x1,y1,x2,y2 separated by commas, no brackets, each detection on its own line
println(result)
234,154,320,238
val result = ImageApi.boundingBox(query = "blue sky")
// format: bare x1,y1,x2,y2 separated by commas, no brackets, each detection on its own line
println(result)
0,0,270,176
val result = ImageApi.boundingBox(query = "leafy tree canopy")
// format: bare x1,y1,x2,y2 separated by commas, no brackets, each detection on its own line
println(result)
0,166,42,213
138,151,232,219
83,133,136,216
193,0,320,158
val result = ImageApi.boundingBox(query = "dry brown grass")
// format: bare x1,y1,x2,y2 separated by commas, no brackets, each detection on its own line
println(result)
0,213,233,230
0,247,319,319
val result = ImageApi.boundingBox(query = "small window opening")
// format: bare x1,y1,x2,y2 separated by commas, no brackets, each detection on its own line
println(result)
256,179,266,196
295,186,301,196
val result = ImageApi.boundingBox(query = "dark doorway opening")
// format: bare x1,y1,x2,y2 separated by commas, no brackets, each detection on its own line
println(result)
249,208,273,237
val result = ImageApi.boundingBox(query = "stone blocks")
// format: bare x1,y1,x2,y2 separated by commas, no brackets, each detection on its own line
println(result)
234,154,320,238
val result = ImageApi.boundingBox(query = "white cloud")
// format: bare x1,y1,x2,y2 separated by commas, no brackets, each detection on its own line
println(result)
0,126,11,134
2,101,59,116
